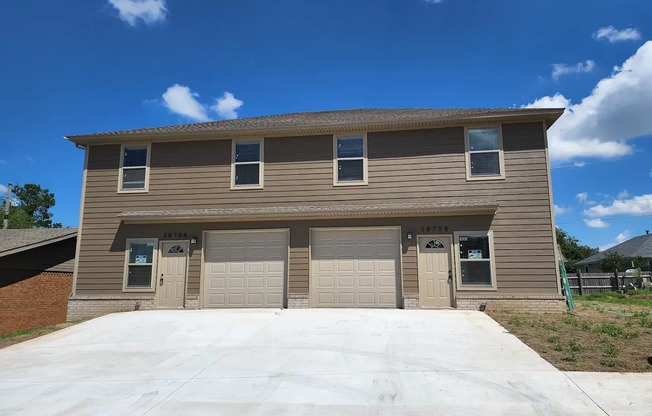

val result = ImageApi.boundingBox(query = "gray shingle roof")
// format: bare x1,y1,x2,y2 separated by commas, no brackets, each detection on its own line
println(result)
575,233,652,265
0,228,78,256
66,108,563,141
118,199,498,221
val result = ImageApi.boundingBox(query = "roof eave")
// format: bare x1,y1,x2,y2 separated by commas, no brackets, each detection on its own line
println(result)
0,232,78,258
65,109,564,145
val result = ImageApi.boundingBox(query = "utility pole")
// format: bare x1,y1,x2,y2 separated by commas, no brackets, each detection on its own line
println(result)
3,182,11,229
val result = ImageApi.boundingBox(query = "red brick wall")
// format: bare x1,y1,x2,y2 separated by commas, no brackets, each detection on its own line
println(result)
0,271,73,335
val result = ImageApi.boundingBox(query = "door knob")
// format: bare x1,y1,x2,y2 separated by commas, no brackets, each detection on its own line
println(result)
448,270,452,282
159,277,164,285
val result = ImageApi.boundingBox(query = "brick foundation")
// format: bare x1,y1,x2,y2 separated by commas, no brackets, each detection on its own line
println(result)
287,294,309,309
455,294,567,313
402,294,419,309
67,295,156,321
0,272,73,335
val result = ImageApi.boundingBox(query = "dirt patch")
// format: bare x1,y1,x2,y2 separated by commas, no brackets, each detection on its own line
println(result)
488,301,652,372
0,322,78,349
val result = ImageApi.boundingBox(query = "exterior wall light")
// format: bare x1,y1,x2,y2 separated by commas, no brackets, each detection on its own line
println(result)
406,232,413,241
190,236,198,244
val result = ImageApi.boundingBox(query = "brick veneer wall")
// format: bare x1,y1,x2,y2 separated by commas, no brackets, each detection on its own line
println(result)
0,271,73,335
455,294,567,313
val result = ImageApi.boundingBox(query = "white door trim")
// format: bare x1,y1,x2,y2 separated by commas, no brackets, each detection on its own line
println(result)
309,226,403,308
417,234,455,308
200,228,290,309
156,239,189,309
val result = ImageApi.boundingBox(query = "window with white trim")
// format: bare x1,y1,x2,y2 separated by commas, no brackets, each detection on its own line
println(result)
120,145,149,191
465,127,504,180
124,239,156,290
232,140,263,188
456,232,495,288
334,134,367,185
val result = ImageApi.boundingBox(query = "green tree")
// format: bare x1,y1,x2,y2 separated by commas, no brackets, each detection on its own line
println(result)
598,252,646,273
556,228,599,272
2,183,62,228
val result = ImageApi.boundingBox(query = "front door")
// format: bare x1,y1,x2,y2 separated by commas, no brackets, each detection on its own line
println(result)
418,235,453,308
157,241,188,309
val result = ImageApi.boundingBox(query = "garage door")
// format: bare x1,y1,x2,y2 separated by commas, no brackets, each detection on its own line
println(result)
311,228,400,308
203,230,287,308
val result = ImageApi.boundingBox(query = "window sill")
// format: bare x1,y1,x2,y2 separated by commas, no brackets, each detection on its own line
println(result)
465,175,505,182
122,288,156,293
456,285,498,291
333,181,368,187
118,189,149,194
230,184,264,191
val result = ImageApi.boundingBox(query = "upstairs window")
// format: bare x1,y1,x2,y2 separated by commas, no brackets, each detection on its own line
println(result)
465,127,504,180
232,139,263,189
119,145,150,192
334,134,367,185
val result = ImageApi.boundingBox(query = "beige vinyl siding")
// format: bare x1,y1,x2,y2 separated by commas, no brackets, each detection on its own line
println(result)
76,122,557,296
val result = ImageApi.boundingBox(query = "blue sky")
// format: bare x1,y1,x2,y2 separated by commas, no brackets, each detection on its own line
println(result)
1,0,651,251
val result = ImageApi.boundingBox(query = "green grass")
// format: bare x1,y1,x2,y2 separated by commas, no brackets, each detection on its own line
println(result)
574,290,652,307
0,327,42,339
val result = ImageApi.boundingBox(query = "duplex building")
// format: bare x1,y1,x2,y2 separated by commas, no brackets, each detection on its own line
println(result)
65,108,566,318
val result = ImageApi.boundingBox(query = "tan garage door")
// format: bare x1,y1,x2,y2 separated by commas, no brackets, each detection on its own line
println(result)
203,230,287,308
311,228,400,308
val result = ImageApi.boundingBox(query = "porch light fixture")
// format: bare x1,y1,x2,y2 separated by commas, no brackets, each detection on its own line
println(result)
190,236,198,244
406,232,413,241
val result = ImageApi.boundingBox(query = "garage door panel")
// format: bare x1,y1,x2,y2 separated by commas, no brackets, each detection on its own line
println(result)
204,230,287,308
311,228,400,308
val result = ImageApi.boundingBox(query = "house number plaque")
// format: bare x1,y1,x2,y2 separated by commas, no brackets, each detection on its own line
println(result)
163,232,188,239
420,225,449,233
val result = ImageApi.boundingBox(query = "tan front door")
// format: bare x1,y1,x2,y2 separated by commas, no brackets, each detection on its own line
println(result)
418,235,453,308
157,241,188,309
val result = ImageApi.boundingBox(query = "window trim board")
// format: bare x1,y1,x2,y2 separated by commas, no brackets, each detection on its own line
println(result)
332,132,368,186
453,230,498,291
122,238,158,292
464,126,505,181
118,143,151,193
230,137,264,190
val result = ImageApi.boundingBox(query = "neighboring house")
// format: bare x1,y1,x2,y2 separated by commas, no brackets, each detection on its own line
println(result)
0,228,76,334
575,231,652,273
65,108,566,319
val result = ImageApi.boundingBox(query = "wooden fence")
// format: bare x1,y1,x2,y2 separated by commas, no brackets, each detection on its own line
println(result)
567,272,640,295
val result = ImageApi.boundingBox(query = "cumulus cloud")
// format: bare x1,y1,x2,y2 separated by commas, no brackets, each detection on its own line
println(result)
594,26,641,43
524,42,652,161
599,230,631,251
584,218,609,228
554,205,571,216
108,0,167,26
583,194,652,218
617,190,630,199
162,84,210,122
551,60,595,80
576,193,590,204
210,92,244,120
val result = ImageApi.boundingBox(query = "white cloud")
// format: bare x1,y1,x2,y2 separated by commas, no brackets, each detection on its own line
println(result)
210,92,244,120
573,161,586,167
423,0,443,3
162,84,210,122
551,60,595,80
576,192,589,204
524,42,652,161
599,230,631,251
617,190,630,199
554,205,571,216
584,218,609,228
584,194,652,218
594,26,641,43
108,0,167,26
0,184,6,195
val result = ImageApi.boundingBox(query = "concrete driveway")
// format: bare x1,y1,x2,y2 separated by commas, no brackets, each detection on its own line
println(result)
0,309,648,415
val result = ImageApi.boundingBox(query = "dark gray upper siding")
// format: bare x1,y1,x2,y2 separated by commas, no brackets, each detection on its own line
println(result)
76,122,558,296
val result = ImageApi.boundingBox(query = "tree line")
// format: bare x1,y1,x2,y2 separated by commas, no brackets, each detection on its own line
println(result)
2,183,61,228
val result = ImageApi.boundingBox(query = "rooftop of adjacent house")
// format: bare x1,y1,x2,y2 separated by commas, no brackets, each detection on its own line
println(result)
0,228,78,257
65,107,564,144
575,232,652,265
